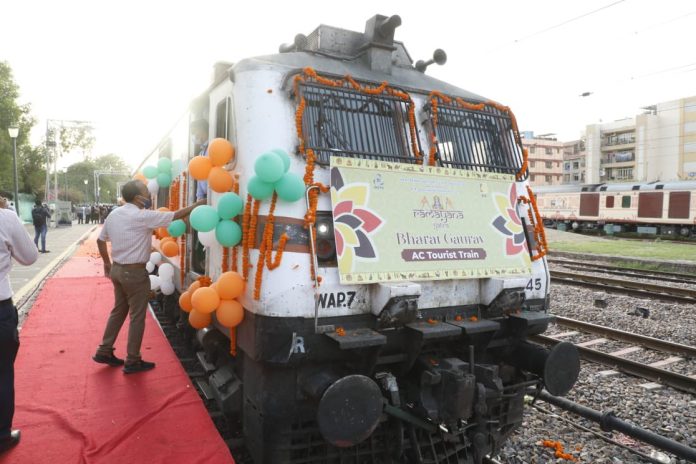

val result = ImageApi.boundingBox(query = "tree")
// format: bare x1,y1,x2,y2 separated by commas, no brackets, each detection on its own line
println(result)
64,154,131,204
0,62,37,198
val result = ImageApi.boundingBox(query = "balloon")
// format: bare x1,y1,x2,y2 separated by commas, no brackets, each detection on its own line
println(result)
216,299,244,328
179,291,193,312
150,252,162,265
217,271,245,299
157,172,172,188
143,165,158,179
190,205,220,232
146,261,155,273
147,179,160,195
254,151,285,183
161,240,179,257
188,309,212,329
215,220,242,247
160,237,176,246
198,230,217,248
157,157,172,173
248,176,274,200
157,226,170,238
149,275,161,291
272,149,291,173
191,287,220,314
189,155,212,181
274,172,305,202
208,167,234,193
217,192,244,219
188,281,201,292
168,219,186,238
158,263,174,279
134,173,147,183
209,138,235,167
161,280,176,296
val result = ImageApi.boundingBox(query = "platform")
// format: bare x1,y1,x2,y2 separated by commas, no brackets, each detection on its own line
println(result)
1,228,234,464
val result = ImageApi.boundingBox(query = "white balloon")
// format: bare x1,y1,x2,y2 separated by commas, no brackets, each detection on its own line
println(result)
149,274,161,291
198,230,217,248
158,263,174,279
160,280,176,295
150,252,162,265
147,179,159,195
146,261,155,273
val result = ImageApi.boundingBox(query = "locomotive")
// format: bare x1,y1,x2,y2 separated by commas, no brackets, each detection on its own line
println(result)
534,181,696,236
142,15,580,463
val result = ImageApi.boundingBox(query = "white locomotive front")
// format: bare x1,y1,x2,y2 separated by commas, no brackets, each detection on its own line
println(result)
145,14,580,464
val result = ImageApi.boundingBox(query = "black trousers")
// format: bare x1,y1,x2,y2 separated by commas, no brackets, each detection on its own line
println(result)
0,298,19,439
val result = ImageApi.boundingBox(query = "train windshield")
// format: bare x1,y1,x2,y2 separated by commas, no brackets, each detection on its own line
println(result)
427,101,524,174
296,80,421,165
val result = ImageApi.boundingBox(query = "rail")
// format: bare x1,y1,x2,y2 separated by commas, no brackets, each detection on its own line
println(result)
548,258,696,284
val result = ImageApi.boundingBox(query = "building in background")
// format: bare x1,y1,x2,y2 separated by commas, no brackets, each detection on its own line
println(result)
585,96,696,184
562,139,586,184
520,133,564,186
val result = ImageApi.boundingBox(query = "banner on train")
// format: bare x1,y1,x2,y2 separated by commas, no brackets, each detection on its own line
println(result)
329,157,532,284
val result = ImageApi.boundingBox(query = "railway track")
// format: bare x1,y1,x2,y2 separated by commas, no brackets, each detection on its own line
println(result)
550,269,696,303
532,316,696,395
548,258,696,284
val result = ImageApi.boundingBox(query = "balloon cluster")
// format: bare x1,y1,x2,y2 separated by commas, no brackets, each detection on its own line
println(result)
146,252,176,295
188,138,236,193
152,208,180,257
142,158,182,195
248,149,304,202
190,192,244,247
179,272,245,330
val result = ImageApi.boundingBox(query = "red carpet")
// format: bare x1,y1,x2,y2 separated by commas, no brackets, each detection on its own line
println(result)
1,229,234,464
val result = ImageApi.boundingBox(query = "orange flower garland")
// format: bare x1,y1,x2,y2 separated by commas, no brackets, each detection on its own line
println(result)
241,194,253,281
231,182,239,272
252,193,290,300
541,440,576,461
179,172,188,287
518,186,549,260
222,247,229,274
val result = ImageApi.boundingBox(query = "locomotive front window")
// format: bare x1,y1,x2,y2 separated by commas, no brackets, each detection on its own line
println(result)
297,82,420,165
427,102,523,174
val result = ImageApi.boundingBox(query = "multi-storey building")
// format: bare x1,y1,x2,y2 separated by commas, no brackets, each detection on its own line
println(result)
585,96,696,184
520,133,564,186
562,139,586,184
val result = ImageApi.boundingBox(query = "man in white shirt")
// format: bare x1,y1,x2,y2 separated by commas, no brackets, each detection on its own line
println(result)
0,196,39,454
93,180,203,374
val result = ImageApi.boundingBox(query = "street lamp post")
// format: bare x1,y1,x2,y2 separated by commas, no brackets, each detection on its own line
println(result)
83,179,88,202
8,126,19,217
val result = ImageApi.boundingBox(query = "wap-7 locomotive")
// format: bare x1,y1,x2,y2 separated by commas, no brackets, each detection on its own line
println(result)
146,14,580,464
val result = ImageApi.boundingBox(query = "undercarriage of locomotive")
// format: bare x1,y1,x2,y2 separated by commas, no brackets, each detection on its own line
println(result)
187,303,580,464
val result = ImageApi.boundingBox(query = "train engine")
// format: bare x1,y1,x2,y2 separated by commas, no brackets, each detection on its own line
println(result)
156,14,581,464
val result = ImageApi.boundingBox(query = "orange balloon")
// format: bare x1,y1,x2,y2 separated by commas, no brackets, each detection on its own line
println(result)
208,167,234,193
179,291,193,312
134,173,147,182
211,282,219,292
188,309,212,329
157,227,170,238
188,281,201,293
161,240,179,257
216,299,244,328
208,138,235,167
189,155,212,181
191,287,220,314
216,271,245,300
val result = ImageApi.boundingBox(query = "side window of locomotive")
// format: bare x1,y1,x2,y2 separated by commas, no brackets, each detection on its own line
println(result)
296,81,420,165
427,101,523,174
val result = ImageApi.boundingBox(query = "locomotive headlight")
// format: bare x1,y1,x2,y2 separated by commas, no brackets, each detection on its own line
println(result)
315,212,336,264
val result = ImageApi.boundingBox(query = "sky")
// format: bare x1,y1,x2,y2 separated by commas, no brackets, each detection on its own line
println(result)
2,0,695,171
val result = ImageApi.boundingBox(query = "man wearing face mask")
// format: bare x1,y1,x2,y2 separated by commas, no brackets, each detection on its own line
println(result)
92,180,204,374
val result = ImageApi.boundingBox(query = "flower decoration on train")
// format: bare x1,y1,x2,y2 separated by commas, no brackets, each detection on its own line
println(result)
491,183,528,257
330,167,384,273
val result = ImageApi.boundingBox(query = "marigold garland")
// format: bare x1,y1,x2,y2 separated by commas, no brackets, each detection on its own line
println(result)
427,91,527,180
229,327,237,357
541,440,576,461
241,194,253,281
231,182,239,272
253,193,289,300
222,247,229,274
518,186,549,260
179,172,188,287
196,275,212,287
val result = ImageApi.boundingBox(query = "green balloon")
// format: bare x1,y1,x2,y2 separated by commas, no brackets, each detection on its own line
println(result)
274,173,305,202
216,220,242,247
272,149,291,173
167,219,186,238
217,192,243,219
143,165,158,179
190,205,220,232
157,158,172,173
254,152,285,183
248,176,275,200
157,172,172,187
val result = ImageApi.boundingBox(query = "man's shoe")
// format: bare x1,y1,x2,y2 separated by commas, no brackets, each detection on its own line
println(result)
123,360,155,374
93,353,125,366
42,250,50,253
0,430,20,453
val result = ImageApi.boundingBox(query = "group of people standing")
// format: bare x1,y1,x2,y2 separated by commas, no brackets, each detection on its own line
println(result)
76,204,113,224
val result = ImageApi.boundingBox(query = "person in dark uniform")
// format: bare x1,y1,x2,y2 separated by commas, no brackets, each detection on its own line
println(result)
31,199,51,253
